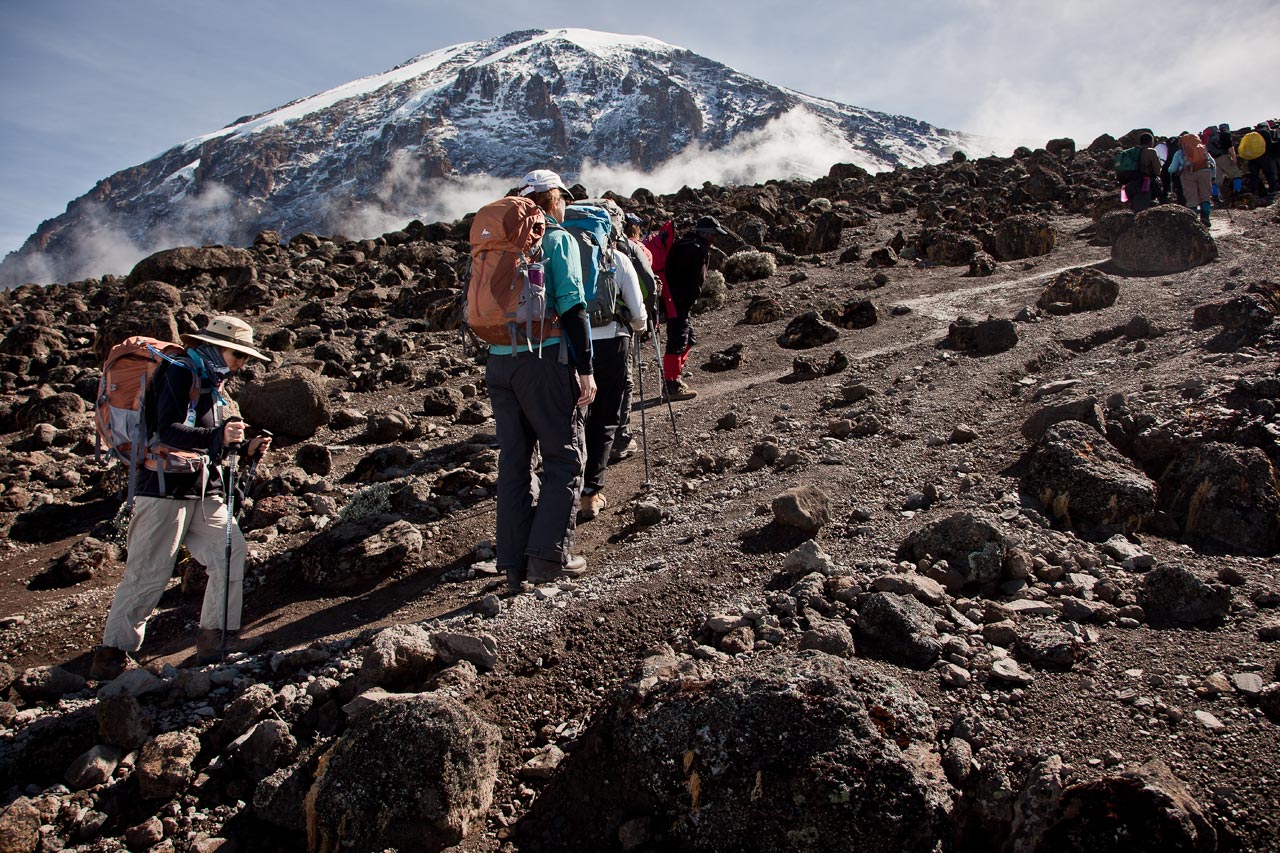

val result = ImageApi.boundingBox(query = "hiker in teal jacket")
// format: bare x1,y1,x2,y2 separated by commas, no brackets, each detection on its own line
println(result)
487,169,597,590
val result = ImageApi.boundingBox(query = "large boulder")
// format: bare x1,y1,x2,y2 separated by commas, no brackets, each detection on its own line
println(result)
1022,421,1156,536
989,215,1056,261
125,246,256,289
1140,565,1231,625
357,624,438,690
0,797,40,853
299,519,423,590
306,695,501,853
523,651,952,853
1037,268,1120,313
857,592,943,668
947,316,1019,355
822,299,878,330
1157,442,1280,556
1028,759,1215,853
807,211,845,253
919,228,981,266
1021,398,1107,442
771,485,831,535
1112,206,1217,274
777,311,840,349
0,323,67,360
136,730,202,800
899,512,1008,585
93,301,180,360
236,365,331,439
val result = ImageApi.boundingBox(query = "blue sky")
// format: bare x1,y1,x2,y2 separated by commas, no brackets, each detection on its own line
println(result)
2,0,1277,257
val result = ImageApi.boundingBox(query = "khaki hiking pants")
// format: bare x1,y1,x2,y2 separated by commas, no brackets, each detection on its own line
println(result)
101,496,247,652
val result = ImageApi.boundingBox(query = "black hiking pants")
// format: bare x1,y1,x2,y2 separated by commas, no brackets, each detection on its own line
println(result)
583,335,629,495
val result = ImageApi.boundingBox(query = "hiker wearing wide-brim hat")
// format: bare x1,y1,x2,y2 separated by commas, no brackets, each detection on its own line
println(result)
181,314,272,363
91,313,273,679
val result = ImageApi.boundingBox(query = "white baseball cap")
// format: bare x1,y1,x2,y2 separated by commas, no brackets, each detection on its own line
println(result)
518,169,569,196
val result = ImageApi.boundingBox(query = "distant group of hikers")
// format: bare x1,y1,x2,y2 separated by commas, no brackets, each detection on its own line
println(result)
1115,119,1280,226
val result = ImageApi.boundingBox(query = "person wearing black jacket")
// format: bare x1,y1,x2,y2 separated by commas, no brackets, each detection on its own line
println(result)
91,316,273,679
661,216,726,400
1208,123,1242,203
1247,122,1279,197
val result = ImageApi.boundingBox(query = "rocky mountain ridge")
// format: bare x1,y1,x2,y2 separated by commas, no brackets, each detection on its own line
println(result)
1,28,982,288
0,134,1279,852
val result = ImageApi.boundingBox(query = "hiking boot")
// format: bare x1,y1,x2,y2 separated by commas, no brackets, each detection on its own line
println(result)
504,565,527,593
663,379,697,401
578,491,607,522
89,646,134,680
526,554,588,584
195,628,264,664
609,437,638,464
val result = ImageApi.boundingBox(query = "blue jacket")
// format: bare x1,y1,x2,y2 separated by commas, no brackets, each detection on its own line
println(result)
1168,148,1217,179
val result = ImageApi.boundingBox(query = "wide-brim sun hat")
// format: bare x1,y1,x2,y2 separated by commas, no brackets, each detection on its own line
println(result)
518,170,569,196
182,315,272,363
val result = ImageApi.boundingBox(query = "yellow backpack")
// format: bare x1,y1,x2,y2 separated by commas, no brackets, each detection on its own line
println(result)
1238,131,1266,161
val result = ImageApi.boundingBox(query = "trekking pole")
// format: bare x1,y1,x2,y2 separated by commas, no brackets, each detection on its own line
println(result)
633,334,650,486
234,429,272,521
650,321,679,444
222,418,244,661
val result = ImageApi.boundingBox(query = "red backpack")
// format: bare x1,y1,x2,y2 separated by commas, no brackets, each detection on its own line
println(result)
643,220,676,288
466,196,559,347
1180,134,1208,171
95,337,204,507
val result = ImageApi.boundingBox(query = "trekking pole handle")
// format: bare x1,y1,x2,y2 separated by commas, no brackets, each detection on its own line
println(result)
223,416,246,452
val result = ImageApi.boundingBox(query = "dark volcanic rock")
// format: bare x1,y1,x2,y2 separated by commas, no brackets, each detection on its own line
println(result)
1140,564,1231,625
807,211,845,253
947,316,1019,355
1157,443,1280,555
299,519,423,589
776,311,840,349
93,300,180,360
125,246,257,289
990,215,1055,261
771,485,831,535
307,695,501,853
1037,268,1120,313
237,365,331,439
742,295,782,325
1022,421,1156,536
1112,206,1217,274
822,299,878,330
900,512,1008,585
857,592,943,668
526,651,951,853
1021,398,1108,442
919,229,981,266
1029,759,1215,853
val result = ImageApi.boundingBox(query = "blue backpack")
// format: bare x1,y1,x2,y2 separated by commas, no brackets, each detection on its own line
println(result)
561,204,621,327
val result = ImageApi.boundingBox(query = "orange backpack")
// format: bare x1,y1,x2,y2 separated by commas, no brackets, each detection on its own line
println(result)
466,196,560,347
95,337,206,507
1180,134,1208,171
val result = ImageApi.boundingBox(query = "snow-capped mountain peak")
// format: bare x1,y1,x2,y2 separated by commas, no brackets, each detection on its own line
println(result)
3,28,989,287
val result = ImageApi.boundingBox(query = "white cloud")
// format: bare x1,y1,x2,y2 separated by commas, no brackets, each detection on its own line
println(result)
577,108,873,198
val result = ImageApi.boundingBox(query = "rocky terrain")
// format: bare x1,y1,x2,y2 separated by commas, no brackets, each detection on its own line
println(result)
0,28,984,289
1,132,1279,853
